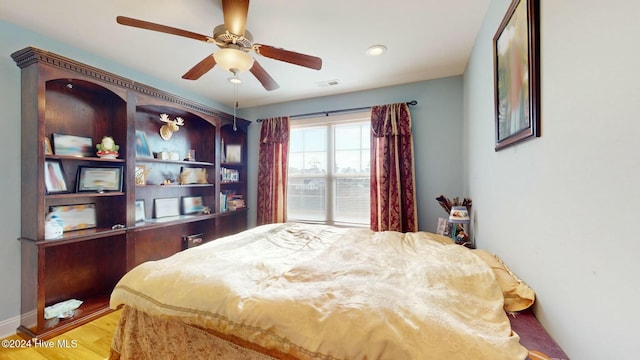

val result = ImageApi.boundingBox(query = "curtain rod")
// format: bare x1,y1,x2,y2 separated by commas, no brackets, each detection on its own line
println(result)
256,100,418,122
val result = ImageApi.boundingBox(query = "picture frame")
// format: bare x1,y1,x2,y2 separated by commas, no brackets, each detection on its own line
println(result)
182,196,204,215
179,167,208,185
49,203,96,231
154,197,180,218
43,137,53,155
135,130,153,158
493,0,540,151
225,144,242,163
76,166,123,192
52,133,94,157
436,217,448,236
135,199,146,223
44,159,69,194
135,164,149,185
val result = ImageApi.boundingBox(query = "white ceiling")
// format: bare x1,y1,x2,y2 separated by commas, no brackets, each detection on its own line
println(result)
1,0,490,109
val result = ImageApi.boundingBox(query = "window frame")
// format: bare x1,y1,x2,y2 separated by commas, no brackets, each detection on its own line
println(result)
287,110,371,227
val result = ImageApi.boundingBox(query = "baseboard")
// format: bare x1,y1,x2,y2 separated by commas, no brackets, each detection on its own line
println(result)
0,315,20,339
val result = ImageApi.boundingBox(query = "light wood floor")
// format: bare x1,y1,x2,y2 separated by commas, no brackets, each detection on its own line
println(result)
0,310,120,360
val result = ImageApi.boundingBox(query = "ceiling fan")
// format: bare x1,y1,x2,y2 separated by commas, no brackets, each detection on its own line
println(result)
116,0,322,91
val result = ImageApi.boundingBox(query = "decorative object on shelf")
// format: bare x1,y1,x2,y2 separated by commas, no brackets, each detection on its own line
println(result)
135,165,151,185
183,233,204,249
159,113,184,140
449,206,471,245
179,167,208,185
44,212,64,240
225,144,242,163
221,138,226,162
182,196,205,214
436,195,472,215
154,197,180,218
96,136,119,159
76,166,123,193
135,130,153,158
52,133,94,157
44,137,53,155
221,167,240,182
44,299,83,320
156,151,180,161
184,149,196,161
493,0,540,151
135,200,146,222
44,159,69,194
436,217,449,236
49,203,97,232
436,195,472,245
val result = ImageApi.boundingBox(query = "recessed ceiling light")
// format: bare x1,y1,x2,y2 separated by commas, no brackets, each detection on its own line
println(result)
366,45,387,56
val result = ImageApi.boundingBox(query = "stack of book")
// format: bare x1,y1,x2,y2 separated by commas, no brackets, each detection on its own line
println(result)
227,194,245,211
219,193,245,212
220,167,240,182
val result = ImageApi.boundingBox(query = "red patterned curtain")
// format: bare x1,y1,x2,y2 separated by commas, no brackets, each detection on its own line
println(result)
257,116,290,225
370,103,418,232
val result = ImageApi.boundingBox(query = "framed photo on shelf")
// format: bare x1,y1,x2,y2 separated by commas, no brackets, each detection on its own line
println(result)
493,0,540,151
436,217,448,236
225,144,242,163
179,167,208,185
52,133,93,157
154,197,180,218
49,203,96,231
135,130,153,158
135,164,150,185
76,166,123,192
182,196,204,215
135,200,146,223
43,137,53,155
44,159,69,194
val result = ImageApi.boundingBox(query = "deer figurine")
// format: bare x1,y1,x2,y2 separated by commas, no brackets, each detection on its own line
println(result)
159,113,184,140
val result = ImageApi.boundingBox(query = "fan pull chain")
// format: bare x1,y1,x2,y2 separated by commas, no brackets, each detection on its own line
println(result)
233,80,238,131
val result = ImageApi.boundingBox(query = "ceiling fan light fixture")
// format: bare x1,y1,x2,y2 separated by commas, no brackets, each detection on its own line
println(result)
366,44,387,57
228,76,242,85
214,48,254,72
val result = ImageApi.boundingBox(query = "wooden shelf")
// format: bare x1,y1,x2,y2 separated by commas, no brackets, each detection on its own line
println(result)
17,295,114,340
135,158,214,167
14,46,249,340
46,191,125,199
135,184,214,189
45,155,126,163
133,213,216,231
20,227,128,247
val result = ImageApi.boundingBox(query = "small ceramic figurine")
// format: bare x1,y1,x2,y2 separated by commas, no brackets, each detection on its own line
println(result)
96,136,119,159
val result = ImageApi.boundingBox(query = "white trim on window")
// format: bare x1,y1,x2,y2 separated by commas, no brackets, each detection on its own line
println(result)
287,110,371,226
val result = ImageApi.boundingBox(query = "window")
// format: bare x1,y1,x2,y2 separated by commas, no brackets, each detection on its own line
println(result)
287,111,370,226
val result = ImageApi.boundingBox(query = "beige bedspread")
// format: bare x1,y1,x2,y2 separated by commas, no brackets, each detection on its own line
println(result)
110,223,527,359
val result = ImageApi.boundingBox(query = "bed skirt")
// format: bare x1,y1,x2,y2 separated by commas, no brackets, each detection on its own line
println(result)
109,305,291,360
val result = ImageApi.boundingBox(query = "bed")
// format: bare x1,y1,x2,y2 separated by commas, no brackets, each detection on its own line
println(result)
108,222,549,359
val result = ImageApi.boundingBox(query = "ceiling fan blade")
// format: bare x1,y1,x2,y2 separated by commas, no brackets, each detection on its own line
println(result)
250,60,279,91
254,44,322,70
182,54,217,80
116,16,212,42
221,0,249,36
